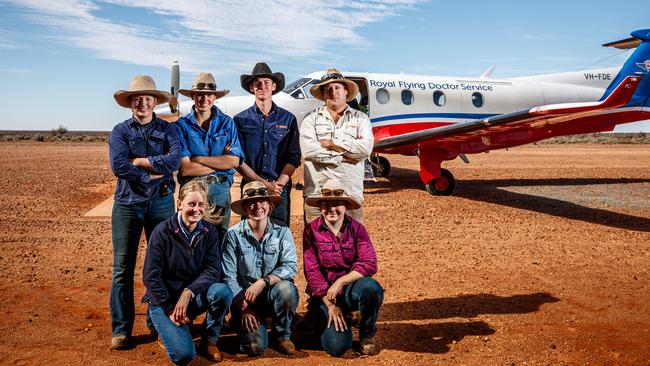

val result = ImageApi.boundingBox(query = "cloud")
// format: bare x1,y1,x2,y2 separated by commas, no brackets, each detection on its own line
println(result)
5,0,423,73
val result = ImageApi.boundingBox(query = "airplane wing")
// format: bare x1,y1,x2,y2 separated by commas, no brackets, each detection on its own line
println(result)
374,75,641,150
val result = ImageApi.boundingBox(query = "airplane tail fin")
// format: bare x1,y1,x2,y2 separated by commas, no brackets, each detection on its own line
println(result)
601,29,650,106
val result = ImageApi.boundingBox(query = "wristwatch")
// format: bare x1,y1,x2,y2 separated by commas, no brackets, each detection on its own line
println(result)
262,276,271,287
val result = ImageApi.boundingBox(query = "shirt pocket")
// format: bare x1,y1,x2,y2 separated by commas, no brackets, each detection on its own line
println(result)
238,244,256,274
315,121,333,140
238,124,258,136
148,130,165,155
128,135,146,157
339,240,357,265
342,123,359,140
263,240,280,271
208,132,228,155
317,241,340,268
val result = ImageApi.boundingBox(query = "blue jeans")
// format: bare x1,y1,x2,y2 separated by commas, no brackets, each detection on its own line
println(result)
207,180,231,240
149,283,233,365
240,180,291,226
231,280,299,356
110,192,175,337
317,277,384,357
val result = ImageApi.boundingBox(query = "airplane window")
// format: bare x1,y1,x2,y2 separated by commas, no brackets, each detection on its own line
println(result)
472,92,483,108
283,78,310,94
291,89,305,99
401,90,414,105
376,88,389,104
433,90,445,106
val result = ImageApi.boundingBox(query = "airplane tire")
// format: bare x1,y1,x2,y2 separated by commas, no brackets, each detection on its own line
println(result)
425,169,455,196
371,156,391,177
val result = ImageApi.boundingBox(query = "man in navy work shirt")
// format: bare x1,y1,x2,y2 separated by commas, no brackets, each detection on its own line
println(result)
175,72,244,237
109,75,181,350
234,63,301,226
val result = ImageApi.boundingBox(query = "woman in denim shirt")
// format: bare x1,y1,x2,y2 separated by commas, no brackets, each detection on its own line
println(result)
222,181,299,356
302,179,384,357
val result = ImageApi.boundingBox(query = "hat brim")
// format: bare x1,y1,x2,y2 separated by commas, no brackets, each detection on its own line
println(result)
114,90,172,108
309,78,359,102
178,89,230,99
240,72,285,95
231,195,283,216
304,196,361,210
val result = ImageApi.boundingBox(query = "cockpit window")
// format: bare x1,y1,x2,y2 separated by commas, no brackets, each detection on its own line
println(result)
283,78,310,94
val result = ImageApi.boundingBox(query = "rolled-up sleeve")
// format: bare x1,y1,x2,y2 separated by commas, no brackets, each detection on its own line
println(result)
302,226,330,297
270,227,298,280
351,223,378,277
109,124,150,183
299,111,342,166
147,123,182,174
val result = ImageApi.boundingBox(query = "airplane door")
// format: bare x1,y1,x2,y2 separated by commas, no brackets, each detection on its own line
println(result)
349,77,370,116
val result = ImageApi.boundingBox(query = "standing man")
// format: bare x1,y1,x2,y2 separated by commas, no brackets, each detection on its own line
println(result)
234,63,301,226
110,75,181,349
299,68,374,223
175,72,244,237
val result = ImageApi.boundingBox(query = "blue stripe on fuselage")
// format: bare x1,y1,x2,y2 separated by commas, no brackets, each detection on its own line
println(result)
370,112,498,123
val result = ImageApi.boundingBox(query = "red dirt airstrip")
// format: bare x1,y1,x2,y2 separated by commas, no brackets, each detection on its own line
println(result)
0,141,648,365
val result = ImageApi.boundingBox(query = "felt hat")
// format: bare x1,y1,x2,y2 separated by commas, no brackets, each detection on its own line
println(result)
309,68,359,102
305,179,361,210
231,181,282,216
240,62,285,95
114,75,171,108
178,72,229,98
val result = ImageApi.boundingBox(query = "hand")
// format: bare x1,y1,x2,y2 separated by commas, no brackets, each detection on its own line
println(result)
326,281,343,304
131,157,149,167
319,139,334,149
150,173,164,180
342,156,358,164
244,279,265,304
263,180,282,196
241,308,260,333
325,301,348,332
169,289,192,326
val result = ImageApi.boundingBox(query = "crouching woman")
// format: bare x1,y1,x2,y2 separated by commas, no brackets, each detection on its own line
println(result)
302,179,384,357
142,181,233,365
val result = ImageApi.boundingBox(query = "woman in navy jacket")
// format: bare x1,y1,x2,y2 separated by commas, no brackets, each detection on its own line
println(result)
143,180,232,365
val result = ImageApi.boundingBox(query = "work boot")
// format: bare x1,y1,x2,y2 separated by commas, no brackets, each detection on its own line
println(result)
201,342,223,362
276,338,296,355
110,334,132,350
360,337,380,356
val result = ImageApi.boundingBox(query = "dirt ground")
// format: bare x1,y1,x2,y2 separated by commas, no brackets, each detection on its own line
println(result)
0,141,648,365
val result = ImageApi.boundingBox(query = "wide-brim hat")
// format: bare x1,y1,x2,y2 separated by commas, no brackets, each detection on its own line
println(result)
305,179,361,210
231,181,282,216
309,68,359,102
240,62,285,95
178,72,230,98
114,75,172,108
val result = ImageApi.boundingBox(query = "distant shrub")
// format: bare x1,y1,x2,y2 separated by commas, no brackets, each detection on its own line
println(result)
51,125,68,138
34,134,45,142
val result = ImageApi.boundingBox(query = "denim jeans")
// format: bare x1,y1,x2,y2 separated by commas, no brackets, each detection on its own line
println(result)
149,283,233,365
230,280,299,356
110,192,175,337
316,277,383,357
207,180,231,240
240,180,292,226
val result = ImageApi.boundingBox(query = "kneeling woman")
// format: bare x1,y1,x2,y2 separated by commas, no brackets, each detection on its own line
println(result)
222,181,299,356
302,179,384,357
143,181,232,365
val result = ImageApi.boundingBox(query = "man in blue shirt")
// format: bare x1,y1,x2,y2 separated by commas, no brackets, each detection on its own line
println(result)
175,72,244,237
109,75,181,350
234,63,301,226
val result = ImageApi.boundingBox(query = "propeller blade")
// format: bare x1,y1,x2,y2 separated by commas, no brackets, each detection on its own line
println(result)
170,60,180,113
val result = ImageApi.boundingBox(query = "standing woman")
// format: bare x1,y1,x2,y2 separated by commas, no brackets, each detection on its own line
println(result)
143,181,232,364
302,179,384,357
110,75,181,349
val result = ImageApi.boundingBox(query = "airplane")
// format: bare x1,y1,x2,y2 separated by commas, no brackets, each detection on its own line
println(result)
156,28,650,196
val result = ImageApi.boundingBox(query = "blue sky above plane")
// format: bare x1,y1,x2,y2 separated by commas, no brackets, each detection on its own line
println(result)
1,0,649,131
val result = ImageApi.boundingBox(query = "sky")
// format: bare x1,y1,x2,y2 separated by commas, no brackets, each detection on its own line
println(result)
1,0,649,132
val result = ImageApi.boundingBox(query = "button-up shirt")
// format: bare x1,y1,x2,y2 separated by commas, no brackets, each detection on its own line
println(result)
234,102,301,181
299,105,374,202
302,215,378,297
109,115,181,205
221,218,298,297
175,105,244,185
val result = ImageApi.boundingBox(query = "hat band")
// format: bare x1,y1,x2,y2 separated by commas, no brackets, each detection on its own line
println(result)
320,72,345,83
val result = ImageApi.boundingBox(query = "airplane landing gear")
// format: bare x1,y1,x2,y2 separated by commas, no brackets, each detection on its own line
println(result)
370,155,391,177
425,168,455,195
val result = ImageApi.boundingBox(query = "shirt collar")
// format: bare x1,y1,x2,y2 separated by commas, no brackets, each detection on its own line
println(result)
187,105,220,124
316,215,351,233
254,101,277,116
177,212,203,237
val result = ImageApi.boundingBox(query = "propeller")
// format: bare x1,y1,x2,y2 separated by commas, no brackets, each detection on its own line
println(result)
169,60,180,113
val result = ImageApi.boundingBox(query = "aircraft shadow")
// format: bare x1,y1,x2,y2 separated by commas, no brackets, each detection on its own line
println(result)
371,167,650,232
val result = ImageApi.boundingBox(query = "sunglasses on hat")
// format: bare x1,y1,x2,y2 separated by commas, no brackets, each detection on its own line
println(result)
320,72,344,83
321,188,344,196
244,187,269,197
196,82,216,91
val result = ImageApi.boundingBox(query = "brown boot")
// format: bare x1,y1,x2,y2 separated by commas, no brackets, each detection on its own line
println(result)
201,342,223,362
110,334,131,350
360,337,380,356
276,338,296,355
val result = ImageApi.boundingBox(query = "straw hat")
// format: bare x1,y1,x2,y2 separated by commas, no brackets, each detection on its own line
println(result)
114,75,171,108
231,181,282,216
309,68,359,102
178,72,229,98
240,62,285,95
305,179,361,210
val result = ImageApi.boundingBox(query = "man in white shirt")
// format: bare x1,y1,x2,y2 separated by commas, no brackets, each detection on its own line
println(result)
299,68,374,223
